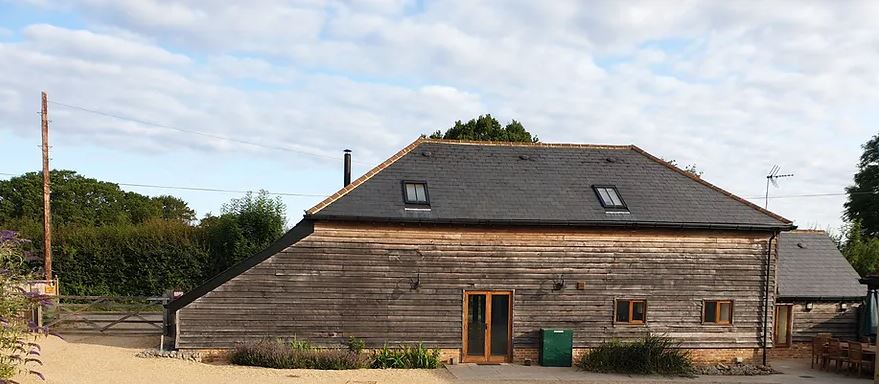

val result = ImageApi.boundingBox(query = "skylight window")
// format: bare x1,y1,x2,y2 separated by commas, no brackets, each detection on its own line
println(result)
402,181,429,205
593,185,626,209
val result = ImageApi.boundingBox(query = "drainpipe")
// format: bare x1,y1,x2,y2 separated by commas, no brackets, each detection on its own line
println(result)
762,231,778,366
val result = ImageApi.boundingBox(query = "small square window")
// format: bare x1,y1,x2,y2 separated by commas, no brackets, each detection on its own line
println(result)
402,181,429,205
703,300,733,324
592,185,626,209
615,299,646,324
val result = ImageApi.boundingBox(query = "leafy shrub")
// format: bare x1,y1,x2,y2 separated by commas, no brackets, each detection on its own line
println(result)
229,339,368,370
371,343,442,369
345,337,366,354
577,335,694,376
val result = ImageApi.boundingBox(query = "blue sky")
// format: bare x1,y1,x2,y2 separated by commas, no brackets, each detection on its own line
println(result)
1,1,877,231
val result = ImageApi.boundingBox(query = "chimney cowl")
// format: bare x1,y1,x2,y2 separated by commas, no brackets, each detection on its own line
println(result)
343,149,352,187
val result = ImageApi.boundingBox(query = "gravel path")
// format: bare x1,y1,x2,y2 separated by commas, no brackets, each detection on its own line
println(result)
16,335,455,384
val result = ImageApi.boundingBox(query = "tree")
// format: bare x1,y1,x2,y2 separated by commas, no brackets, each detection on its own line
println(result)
839,221,879,276
845,133,879,237
429,114,538,142
0,231,49,382
0,170,195,227
200,191,286,277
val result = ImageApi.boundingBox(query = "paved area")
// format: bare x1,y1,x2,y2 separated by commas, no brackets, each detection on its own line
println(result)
445,359,872,383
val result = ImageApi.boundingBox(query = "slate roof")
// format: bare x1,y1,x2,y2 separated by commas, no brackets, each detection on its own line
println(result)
777,230,864,299
307,139,793,230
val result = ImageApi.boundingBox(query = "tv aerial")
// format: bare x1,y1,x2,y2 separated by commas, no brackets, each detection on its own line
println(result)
764,165,794,209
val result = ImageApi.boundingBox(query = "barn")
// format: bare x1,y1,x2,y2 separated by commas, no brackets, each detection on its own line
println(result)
166,138,796,364
771,230,864,358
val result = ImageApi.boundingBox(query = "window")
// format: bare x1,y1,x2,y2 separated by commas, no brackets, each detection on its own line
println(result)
615,299,646,324
402,181,429,205
592,185,626,209
703,300,733,324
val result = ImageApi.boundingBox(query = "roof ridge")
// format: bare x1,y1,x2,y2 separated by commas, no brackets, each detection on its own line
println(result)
629,145,794,226
421,138,632,150
788,229,828,233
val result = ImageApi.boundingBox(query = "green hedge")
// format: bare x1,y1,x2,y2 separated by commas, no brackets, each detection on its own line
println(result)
52,220,209,296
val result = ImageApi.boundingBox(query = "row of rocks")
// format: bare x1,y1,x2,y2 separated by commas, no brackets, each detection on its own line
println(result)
135,349,202,362
696,362,779,376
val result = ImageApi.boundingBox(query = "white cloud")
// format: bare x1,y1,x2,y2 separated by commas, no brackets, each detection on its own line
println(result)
2,1,879,229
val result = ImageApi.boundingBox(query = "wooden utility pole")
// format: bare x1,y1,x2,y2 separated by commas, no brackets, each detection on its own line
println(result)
41,91,52,281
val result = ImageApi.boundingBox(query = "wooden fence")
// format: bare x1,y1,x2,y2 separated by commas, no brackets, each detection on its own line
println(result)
44,295,168,336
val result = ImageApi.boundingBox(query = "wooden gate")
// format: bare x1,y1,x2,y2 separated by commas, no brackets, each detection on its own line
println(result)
44,295,168,335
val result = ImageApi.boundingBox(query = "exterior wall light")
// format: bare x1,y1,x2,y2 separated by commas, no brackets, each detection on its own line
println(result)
805,302,813,311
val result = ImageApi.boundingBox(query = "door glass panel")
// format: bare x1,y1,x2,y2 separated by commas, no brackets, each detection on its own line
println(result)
775,306,790,345
467,294,486,356
490,294,509,356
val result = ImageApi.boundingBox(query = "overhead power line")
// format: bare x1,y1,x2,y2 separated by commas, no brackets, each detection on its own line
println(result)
47,100,368,164
0,172,327,198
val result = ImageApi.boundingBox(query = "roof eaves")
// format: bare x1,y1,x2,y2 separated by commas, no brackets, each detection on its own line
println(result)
166,219,315,312
629,145,794,226
308,214,795,231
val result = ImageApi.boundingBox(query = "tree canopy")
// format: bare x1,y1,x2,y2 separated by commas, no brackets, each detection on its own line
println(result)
845,133,879,237
200,190,286,277
839,221,879,276
0,170,195,227
430,114,538,142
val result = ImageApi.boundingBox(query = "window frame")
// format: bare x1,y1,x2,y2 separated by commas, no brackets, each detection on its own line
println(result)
592,185,627,209
401,180,430,205
614,299,647,325
702,299,734,325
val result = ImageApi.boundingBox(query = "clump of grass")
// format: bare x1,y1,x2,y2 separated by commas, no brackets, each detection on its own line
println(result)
371,343,442,369
345,337,366,354
577,335,694,376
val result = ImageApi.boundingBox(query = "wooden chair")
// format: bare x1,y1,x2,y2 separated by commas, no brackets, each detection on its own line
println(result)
824,339,848,372
812,335,830,368
848,342,865,376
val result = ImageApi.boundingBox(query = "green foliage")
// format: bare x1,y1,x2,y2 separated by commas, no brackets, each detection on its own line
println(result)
0,170,195,227
345,337,366,354
0,231,48,381
577,335,694,376
839,221,879,276
230,340,442,370
200,190,286,277
429,114,538,143
229,339,368,370
845,133,879,237
50,220,209,296
290,338,313,351
370,343,442,369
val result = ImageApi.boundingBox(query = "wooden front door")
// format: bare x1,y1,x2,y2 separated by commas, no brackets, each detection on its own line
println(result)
463,291,512,363
774,304,793,347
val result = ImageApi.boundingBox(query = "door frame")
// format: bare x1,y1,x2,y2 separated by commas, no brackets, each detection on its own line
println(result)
462,290,513,363
773,304,794,347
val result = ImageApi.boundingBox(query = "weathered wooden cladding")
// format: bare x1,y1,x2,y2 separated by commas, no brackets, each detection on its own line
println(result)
176,222,776,350
782,302,860,342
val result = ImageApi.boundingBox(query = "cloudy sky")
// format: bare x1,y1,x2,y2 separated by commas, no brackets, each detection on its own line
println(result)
1,1,876,230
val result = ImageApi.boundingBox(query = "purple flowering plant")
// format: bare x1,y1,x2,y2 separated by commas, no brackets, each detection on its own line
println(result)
0,231,50,383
